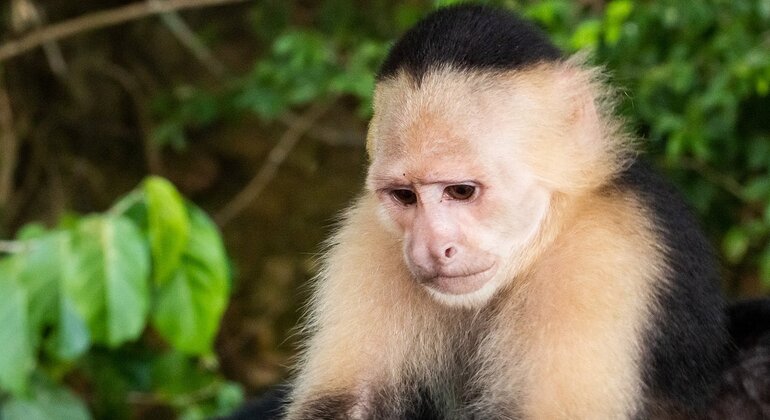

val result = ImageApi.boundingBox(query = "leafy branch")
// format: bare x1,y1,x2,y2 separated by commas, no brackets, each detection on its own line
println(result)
0,176,238,418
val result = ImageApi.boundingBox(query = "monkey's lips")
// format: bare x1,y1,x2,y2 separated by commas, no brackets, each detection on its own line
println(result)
424,266,496,295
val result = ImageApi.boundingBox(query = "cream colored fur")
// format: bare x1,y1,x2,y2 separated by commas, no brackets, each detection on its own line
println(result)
288,60,663,419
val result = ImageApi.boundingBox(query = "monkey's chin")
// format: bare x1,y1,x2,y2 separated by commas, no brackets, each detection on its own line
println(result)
422,267,500,308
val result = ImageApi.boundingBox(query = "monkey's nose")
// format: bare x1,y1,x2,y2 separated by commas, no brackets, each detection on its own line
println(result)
407,241,458,278
444,246,457,259
431,243,458,264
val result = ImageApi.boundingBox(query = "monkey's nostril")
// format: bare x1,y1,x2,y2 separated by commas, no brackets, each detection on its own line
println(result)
445,246,457,258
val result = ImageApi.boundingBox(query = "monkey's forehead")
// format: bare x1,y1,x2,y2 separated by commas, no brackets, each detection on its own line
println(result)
377,5,562,84
366,64,575,159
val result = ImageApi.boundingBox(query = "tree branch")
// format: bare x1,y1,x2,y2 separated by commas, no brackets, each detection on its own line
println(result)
676,157,745,201
89,61,163,174
0,70,18,217
278,112,365,146
0,239,24,253
0,0,250,62
152,1,229,77
215,100,336,226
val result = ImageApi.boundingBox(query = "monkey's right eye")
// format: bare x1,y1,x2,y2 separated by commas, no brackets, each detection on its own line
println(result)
391,189,417,205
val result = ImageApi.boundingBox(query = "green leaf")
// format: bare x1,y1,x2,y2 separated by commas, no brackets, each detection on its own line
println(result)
570,19,601,50
152,206,229,354
215,381,245,413
722,226,750,264
605,0,634,29
179,406,206,420
47,233,91,360
64,216,150,347
144,177,190,286
7,232,90,360
48,234,90,360
151,351,214,398
1,377,91,420
14,236,60,335
47,296,91,361
0,258,35,395
15,223,48,240
743,178,770,202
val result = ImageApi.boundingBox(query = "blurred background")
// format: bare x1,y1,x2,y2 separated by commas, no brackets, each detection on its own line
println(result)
0,0,768,418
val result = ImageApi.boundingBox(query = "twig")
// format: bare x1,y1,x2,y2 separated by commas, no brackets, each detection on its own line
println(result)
11,0,69,76
2,120,52,229
127,381,221,406
0,70,18,216
41,40,68,76
278,112,365,146
151,0,229,77
0,0,250,62
0,239,25,253
676,157,745,201
215,100,335,226
89,62,163,174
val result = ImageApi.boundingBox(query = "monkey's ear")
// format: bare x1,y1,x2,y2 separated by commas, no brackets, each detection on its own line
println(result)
527,57,634,194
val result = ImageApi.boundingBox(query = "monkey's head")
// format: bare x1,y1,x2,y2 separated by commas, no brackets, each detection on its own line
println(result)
364,5,633,307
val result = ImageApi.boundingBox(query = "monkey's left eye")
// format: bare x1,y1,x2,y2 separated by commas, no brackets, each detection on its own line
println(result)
445,185,476,200
391,189,417,205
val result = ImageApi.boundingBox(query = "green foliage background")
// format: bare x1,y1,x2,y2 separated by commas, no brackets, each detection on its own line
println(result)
0,0,768,417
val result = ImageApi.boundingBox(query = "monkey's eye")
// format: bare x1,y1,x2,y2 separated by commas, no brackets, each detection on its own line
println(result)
391,189,417,205
445,184,476,201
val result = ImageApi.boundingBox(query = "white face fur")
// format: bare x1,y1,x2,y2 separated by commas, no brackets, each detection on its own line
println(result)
365,68,553,308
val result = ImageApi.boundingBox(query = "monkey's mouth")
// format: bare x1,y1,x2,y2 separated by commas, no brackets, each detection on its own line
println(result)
424,265,496,295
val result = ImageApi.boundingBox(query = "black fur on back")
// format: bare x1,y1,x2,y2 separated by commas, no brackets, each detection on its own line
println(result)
616,160,730,418
377,4,563,83
706,299,770,419
726,299,770,350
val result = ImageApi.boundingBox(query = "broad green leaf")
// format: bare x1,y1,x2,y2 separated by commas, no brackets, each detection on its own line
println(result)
1,378,91,420
0,258,35,395
16,234,62,335
152,207,229,354
144,177,190,286
64,216,150,347
50,232,90,360
47,296,91,361
7,232,90,360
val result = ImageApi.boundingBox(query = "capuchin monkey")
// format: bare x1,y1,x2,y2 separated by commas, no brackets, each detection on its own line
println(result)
263,5,768,420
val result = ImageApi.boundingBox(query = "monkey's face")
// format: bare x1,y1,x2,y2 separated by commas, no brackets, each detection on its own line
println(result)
365,69,552,307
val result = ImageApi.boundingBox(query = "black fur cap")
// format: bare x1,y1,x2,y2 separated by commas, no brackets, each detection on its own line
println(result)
377,4,563,82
